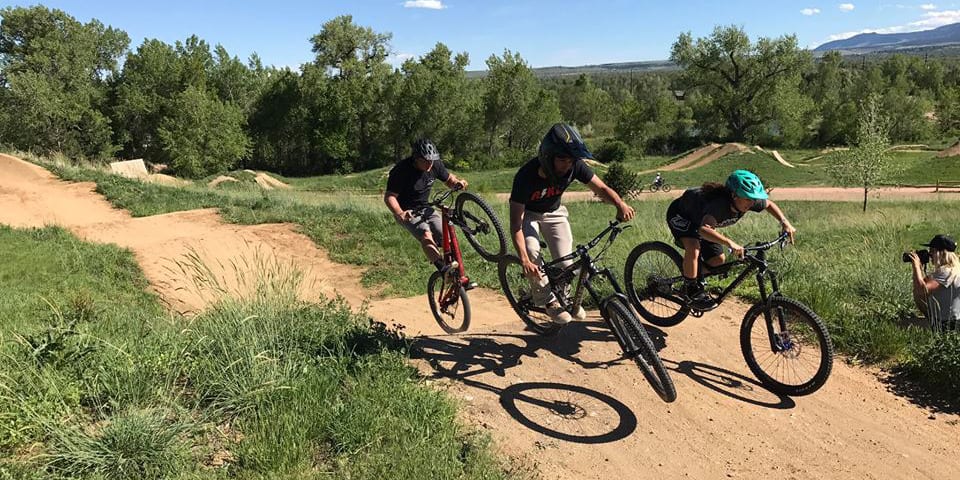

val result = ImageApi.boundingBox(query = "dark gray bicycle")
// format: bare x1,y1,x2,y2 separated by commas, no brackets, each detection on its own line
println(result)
498,221,677,403
624,232,833,396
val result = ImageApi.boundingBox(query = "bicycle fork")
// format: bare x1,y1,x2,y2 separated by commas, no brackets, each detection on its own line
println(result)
757,269,792,354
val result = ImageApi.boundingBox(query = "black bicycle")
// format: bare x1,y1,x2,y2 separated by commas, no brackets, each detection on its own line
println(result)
424,187,507,333
624,232,833,396
498,221,677,402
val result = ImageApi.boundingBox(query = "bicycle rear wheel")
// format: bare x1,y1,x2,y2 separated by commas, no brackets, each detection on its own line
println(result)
497,255,561,336
428,271,471,334
455,192,507,262
624,241,690,327
740,296,833,396
603,296,676,402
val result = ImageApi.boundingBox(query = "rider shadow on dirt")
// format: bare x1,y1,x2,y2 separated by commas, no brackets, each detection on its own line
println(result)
410,320,647,444
663,359,796,409
877,367,960,415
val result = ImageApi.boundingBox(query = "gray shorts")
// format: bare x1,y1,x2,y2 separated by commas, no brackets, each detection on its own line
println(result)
398,207,443,241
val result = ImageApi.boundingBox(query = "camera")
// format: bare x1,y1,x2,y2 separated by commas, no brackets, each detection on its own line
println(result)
902,249,930,264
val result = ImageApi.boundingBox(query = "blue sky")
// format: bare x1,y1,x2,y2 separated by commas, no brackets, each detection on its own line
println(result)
3,1,960,70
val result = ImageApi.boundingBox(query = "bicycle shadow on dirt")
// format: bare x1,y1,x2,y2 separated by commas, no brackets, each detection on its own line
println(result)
663,358,796,409
411,318,670,380
410,321,649,444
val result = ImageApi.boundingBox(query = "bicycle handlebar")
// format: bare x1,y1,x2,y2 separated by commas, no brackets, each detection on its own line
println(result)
428,184,464,207
743,231,790,253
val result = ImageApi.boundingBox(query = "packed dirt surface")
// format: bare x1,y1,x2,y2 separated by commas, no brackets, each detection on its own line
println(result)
641,143,750,174
937,140,960,158
2,153,958,479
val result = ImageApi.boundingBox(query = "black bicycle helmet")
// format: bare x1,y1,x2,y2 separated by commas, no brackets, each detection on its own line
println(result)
538,123,593,184
411,138,440,162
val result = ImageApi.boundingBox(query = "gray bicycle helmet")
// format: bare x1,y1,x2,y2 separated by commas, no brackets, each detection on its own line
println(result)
537,123,593,184
412,138,440,162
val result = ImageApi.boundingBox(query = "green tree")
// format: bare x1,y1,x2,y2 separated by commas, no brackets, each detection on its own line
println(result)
827,94,897,212
482,50,560,159
559,74,614,132
670,25,810,142
109,39,182,163
157,86,250,178
0,5,128,159
310,15,392,171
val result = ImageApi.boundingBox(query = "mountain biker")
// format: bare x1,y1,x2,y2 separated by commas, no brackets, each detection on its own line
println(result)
666,169,796,310
385,138,469,279
908,234,960,332
509,123,636,324
654,172,663,187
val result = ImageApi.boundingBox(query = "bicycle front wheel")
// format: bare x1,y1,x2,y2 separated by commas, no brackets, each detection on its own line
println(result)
661,184,672,192
497,255,561,336
603,297,676,402
740,296,833,396
624,241,690,327
455,192,507,262
428,271,471,334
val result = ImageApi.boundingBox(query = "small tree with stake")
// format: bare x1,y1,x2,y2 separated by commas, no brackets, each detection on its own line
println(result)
827,94,900,212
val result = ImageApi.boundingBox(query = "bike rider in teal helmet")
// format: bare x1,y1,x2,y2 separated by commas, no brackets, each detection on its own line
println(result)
665,169,796,310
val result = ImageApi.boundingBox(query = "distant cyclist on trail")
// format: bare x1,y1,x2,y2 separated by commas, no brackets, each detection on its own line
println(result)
509,123,636,324
653,172,663,188
384,138,469,279
665,169,796,310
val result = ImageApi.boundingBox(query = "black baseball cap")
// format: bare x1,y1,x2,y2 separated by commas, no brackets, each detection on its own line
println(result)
922,234,957,252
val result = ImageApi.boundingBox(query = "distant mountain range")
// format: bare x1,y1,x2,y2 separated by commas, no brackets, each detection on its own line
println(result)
464,23,960,78
814,22,960,54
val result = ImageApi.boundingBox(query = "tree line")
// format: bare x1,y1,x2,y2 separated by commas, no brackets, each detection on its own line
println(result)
2,6,959,178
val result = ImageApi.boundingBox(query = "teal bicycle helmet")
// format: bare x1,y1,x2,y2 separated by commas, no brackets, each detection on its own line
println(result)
725,169,768,200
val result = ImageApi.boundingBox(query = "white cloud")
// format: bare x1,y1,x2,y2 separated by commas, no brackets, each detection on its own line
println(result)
403,0,446,9
839,3,856,11
920,3,938,10
908,8,960,27
387,52,416,68
801,7,822,15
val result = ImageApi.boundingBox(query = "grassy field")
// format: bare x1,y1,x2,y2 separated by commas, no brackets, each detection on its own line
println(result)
280,148,960,194
0,225,517,479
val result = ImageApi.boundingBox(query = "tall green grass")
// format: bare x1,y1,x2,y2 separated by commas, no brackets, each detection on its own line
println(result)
0,226,519,479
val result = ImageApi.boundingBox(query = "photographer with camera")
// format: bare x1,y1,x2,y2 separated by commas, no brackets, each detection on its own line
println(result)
906,234,960,333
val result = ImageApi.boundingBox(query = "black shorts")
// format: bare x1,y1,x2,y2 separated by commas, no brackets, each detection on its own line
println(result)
666,201,724,262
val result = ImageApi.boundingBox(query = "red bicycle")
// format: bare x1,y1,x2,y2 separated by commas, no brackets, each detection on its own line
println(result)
425,187,506,333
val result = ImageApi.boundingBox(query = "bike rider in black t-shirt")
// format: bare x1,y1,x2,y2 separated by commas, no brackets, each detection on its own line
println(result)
384,138,469,278
509,123,636,324
666,169,796,310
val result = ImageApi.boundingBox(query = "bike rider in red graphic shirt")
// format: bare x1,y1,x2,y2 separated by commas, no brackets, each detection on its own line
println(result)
509,123,635,324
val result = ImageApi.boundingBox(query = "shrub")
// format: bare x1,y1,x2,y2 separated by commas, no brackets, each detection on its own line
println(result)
593,139,629,164
907,331,960,401
602,161,642,199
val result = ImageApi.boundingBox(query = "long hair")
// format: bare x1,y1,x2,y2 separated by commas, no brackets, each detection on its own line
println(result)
700,182,732,196
931,250,960,284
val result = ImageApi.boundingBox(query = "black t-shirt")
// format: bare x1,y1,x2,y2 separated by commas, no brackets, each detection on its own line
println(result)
385,156,450,210
509,157,595,213
673,187,767,229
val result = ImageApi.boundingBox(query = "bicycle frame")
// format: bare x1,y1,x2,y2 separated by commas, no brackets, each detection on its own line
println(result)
438,203,468,286
542,222,628,313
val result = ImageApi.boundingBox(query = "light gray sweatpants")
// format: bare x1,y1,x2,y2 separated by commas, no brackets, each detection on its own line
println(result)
522,205,575,305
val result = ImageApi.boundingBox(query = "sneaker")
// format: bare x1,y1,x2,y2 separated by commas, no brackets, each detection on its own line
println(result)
573,305,587,320
440,261,460,280
464,281,478,291
688,290,717,311
546,302,572,324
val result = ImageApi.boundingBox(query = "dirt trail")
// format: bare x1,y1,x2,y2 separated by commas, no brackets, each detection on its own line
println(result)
2,154,958,479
